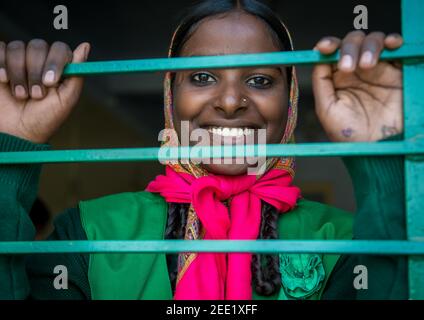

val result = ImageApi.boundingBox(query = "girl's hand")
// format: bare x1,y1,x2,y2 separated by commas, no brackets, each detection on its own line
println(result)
312,31,403,142
0,40,90,144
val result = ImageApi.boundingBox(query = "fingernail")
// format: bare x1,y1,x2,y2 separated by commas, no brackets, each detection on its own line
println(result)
15,85,26,98
360,51,373,66
44,70,55,84
0,68,7,82
340,55,353,70
31,85,42,99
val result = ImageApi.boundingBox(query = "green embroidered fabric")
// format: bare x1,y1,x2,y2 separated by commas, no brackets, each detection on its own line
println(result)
279,253,325,300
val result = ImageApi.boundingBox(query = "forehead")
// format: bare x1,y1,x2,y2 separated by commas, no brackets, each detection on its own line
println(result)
180,11,281,56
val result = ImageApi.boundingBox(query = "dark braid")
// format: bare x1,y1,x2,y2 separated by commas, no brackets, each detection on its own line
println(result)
165,201,281,296
165,203,189,293
251,201,281,296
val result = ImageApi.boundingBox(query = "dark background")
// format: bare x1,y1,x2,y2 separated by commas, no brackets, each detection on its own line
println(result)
0,0,401,236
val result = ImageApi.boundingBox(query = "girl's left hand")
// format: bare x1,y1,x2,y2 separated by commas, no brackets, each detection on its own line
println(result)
312,31,403,142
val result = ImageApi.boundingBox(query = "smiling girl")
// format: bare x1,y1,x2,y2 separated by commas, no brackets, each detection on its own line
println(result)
0,0,406,300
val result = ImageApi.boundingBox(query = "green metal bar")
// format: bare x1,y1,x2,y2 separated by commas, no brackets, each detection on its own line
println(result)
63,44,424,76
0,240,424,255
403,0,424,300
0,139,423,164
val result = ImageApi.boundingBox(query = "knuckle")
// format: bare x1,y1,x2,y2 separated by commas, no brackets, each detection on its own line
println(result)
7,40,25,51
341,42,359,53
368,31,385,39
28,38,48,50
347,30,366,41
352,30,366,36
50,41,72,62
51,41,70,52
0,41,5,50
364,43,379,52
364,39,382,51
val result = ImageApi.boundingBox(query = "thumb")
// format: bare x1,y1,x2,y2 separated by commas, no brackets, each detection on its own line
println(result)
58,42,90,107
312,63,337,119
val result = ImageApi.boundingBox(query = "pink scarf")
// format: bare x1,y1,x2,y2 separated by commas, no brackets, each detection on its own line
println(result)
146,166,301,299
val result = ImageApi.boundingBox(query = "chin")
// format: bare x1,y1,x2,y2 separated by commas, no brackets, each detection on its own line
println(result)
201,162,250,176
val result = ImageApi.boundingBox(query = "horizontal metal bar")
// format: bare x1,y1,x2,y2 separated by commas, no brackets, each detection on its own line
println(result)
1,240,424,255
63,44,424,76
0,139,423,164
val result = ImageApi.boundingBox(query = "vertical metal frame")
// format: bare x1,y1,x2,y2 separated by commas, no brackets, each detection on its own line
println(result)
402,0,424,300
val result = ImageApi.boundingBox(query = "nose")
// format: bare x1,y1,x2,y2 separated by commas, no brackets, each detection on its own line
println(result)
214,81,248,116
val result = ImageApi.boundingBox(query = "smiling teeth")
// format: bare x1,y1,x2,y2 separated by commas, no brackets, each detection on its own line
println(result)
208,127,254,137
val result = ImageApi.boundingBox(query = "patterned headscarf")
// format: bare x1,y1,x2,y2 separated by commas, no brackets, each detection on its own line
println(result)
161,16,299,287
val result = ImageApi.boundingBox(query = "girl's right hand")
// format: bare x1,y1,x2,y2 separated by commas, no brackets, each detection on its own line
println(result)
0,40,90,144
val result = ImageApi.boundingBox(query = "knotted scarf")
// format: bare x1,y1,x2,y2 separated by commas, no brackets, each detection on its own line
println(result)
147,166,300,299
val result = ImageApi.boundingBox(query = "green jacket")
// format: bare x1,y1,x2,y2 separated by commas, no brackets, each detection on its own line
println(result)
79,192,352,300
0,132,407,299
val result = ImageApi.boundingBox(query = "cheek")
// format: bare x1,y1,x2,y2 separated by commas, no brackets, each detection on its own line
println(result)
173,85,207,122
255,89,288,143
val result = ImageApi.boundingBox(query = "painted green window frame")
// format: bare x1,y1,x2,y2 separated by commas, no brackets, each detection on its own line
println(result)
0,0,423,299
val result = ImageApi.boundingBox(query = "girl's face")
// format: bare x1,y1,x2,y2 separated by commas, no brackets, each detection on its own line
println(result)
172,10,289,175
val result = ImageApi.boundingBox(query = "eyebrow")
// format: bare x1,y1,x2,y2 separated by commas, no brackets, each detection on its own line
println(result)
186,52,283,74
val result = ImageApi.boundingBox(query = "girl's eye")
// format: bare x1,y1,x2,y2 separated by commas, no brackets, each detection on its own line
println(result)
247,76,272,88
191,73,216,85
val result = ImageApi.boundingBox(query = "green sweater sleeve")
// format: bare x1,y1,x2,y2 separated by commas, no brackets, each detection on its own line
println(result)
0,132,90,299
26,207,91,299
323,134,407,299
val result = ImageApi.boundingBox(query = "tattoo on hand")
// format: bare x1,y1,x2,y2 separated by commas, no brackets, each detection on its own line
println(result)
381,125,398,138
342,127,354,138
